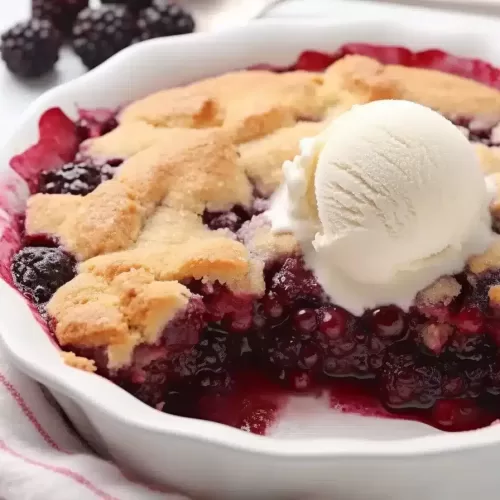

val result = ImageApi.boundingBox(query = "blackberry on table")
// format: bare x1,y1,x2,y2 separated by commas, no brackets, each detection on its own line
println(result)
72,5,138,69
32,0,89,36
137,0,195,42
38,160,120,196
1,19,62,78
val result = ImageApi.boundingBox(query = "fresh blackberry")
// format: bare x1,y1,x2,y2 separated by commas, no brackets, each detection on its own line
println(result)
32,0,89,36
1,19,62,78
136,0,195,42
11,247,76,304
72,5,138,69
101,0,152,11
38,159,121,196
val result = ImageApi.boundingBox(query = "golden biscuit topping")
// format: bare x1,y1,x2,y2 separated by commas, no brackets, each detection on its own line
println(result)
48,269,191,367
238,121,326,196
417,276,462,307
80,237,253,291
25,193,82,237
27,129,252,260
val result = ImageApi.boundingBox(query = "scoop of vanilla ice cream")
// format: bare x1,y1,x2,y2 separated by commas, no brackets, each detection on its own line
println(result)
268,100,495,315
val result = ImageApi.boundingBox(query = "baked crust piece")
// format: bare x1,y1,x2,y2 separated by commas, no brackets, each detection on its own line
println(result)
80,237,256,293
80,121,187,160
134,205,219,248
477,145,500,176
416,276,462,308
115,128,252,212
25,193,82,237
384,64,500,117
469,241,500,275
83,55,500,190
27,129,252,260
48,269,192,368
488,285,500,308
48,235,259,367
322,54,500,117
61,351,97,372
120,70,327,142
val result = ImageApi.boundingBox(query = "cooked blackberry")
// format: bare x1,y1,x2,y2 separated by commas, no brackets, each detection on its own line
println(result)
1,19,62,78
136,0,195,42
32,0,89,36
133,358,169,407
38,160,121,196
379,341,443,409
72,5,138,69
203,206,252,233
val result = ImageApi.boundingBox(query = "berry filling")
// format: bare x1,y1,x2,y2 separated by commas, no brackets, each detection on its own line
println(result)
9,107,118,195
10,109,80,192
32,254,500,433
151,260,500,432
76,108,119,141
6,44,500,436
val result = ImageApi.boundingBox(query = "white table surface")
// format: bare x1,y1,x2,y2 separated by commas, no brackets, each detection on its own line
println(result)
0,0,499,136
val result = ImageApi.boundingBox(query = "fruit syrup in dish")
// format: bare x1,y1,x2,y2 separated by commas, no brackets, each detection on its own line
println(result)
5,44,500,434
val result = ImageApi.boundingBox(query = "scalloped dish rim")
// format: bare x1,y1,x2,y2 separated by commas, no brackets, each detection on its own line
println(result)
2,18,500,458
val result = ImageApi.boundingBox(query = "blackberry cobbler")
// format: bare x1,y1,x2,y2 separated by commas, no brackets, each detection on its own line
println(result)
9,44,500,434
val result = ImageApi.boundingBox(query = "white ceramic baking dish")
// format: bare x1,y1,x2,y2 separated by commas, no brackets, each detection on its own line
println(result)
2,18,500,500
